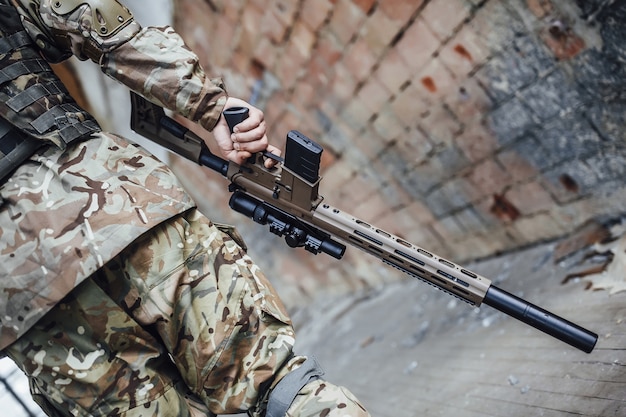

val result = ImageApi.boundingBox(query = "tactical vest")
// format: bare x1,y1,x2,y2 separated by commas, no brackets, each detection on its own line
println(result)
0,0,100,182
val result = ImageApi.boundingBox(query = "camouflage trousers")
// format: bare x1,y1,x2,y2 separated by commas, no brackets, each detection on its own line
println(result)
5,209,370,417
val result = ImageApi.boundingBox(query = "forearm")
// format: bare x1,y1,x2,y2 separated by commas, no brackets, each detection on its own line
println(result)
102,26,228,132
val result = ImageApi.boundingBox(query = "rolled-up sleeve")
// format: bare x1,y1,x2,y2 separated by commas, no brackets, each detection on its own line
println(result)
102,26,228,132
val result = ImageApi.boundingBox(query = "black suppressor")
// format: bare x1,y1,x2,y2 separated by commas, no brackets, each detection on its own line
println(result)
483,286,598,353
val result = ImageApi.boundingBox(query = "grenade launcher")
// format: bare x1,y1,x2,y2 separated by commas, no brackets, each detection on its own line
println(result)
130,92,598,354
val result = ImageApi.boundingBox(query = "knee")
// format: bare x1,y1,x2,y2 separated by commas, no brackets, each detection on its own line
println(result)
286,379,371,417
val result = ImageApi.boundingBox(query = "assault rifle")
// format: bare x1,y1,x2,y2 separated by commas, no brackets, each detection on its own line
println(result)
130,92,598,354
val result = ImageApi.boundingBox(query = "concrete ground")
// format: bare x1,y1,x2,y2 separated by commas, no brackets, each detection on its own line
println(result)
292,221,626,417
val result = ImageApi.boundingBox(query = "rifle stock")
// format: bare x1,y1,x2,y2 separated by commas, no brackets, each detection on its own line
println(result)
130,92,598,354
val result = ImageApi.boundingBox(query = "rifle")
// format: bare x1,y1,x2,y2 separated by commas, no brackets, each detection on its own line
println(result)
129,92,598,354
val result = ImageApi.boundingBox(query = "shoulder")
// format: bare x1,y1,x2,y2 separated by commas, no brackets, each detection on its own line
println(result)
12,0,141,62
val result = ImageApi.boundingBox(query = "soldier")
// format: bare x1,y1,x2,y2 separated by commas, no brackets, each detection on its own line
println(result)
0,1,371,416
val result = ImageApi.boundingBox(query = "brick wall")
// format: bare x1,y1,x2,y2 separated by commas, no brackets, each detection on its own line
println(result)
171,0,626,306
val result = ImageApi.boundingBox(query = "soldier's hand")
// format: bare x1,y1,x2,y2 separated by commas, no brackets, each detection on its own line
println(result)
213,98,280,168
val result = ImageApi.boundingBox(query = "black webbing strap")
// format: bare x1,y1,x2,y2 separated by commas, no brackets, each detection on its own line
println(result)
266,357,325,417
0,30,33,55
58,117,100,144
31,103,100,144
7,80,66,112
0,59,52,85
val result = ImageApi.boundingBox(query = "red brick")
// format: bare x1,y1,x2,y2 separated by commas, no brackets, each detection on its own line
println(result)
238,5,265,54
300,111,326,141
390,83,429,127
263,90,287,130
252,37,279,72
230,71,256,99
379,0,424,22
370,159,414,208
291,80,316,108
290,21,316,59
393,127,433,165
328,0,366,46
526,0,554,18
401,221,444,253
357,78,391,114
548,199,598,232
455,175,484,205
305,55,333,89
512,212,566,242
261,8,289,44
372,105,405,142
330,63,358,104
421,0,472,41
338,171,380,207
205,18,235,68
320,142,339,172
353,188,395,220
418,103,462,145
352,129,388,161
468,1,518,53
505,181,555,215
314,32,343,66
222,0,244,21
448,232,508,262
274,43,307,90
454,122,498,163
444,77,492,124
370,198,411,228
352,0,376,14
317,111,355,154
413,58,457,99
247,0,269,10
402,199,436,225
343,38,377,82
360,8,404,57
497,149,540,183
318,156,355,194
270,0,299,26
228,52,251,82
301,0,333,32
439,24,490,79
341,97,373,131
273,108,302,148
374,48,412,94
467,159,513,197
431,215,466,242
395,18,441,72
474,196,504,225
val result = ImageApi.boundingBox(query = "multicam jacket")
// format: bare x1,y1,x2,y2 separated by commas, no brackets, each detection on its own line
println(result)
0,0,229,349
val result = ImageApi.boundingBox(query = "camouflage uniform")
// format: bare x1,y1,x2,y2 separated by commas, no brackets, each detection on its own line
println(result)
0,0,370,416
